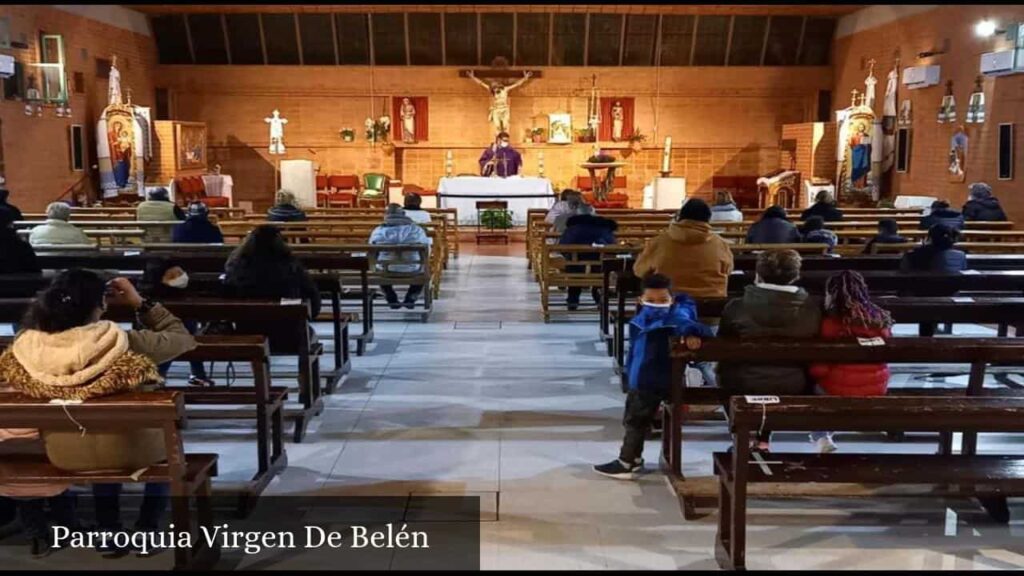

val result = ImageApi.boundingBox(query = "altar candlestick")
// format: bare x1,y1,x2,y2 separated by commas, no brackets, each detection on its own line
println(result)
538,151,545,177
661,136,673,173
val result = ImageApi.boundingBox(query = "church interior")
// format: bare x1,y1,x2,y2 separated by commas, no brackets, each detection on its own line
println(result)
1,3,1024,571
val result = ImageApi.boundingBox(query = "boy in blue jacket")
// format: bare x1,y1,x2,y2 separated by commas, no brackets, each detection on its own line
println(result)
594,273,713,479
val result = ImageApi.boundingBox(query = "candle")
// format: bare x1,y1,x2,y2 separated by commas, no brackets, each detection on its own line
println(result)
538,151,545,177
662,136,672,173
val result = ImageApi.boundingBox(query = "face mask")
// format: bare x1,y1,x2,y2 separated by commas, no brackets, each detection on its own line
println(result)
499,142,509,149
640,299,672,309
165,272,189,289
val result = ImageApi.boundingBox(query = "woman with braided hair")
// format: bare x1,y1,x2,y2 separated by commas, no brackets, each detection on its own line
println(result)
808,270,894,453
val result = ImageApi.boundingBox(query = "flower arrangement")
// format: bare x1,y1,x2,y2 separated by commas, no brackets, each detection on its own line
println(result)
530,127,546,143
627,129,647,151
340,128,355,142
574,127,596,143
365,115,392,143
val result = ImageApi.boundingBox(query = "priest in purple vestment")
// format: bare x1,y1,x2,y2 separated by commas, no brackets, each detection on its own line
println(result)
479,132,522,178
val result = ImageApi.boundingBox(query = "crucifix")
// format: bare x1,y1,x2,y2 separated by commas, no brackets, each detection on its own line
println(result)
460,62,542,136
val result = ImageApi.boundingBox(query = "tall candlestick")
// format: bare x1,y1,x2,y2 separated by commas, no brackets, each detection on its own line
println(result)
538,151,545,177
661,136,672,173
445,150,453,177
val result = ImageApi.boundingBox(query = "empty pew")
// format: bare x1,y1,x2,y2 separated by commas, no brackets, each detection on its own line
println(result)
715,395,1024,570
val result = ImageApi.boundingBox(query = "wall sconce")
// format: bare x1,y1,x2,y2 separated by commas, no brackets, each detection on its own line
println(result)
975,20,1007,38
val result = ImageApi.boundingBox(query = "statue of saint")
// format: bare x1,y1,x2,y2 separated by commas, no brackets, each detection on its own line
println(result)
264,109,288,155
400,98,416,143
107,55,122,106
611,101,625,142
467,70,532,135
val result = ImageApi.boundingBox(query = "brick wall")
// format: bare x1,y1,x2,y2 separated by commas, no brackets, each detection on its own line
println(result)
834,5,1024,221
157,65,831,207
781,122,837,186
0,5,157,211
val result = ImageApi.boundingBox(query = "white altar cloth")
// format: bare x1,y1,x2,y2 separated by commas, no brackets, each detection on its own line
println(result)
437,176,555,225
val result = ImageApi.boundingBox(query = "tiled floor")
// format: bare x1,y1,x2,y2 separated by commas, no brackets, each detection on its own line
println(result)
7,244,1024,570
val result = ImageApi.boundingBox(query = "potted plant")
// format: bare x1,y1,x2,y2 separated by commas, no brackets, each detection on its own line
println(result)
340,128,355,142
531,127,546,144
628,130,647,152
480,208,514,230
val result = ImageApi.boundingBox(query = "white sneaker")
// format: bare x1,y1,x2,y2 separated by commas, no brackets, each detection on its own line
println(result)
813,436,838,454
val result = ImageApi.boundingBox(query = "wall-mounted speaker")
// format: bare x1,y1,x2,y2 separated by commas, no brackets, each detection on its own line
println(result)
999,123,1014,180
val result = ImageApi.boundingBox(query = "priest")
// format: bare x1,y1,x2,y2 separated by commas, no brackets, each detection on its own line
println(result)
478,132,522,177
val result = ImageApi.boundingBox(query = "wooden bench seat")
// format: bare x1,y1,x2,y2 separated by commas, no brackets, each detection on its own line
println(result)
0,390,220,569
714,395,1024,570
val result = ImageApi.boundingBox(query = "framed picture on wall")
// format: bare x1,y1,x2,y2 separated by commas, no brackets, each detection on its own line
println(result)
175,122,207,171
548,113,572,145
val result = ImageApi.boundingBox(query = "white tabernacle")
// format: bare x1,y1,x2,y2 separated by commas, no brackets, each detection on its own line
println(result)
437,176,555,225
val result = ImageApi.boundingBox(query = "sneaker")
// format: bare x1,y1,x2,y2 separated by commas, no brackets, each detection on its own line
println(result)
402,300,416,310
30,534,58,558
567,302,579,312
188,375,216,387
593,458,644,480
813,436,838,454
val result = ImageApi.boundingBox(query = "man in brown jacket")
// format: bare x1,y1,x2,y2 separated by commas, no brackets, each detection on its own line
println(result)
632,198,734,298
632,198,733,388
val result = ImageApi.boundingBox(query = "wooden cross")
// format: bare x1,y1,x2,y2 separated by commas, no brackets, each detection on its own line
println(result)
866,58,876,76
850,88,859,106
458,69,543,81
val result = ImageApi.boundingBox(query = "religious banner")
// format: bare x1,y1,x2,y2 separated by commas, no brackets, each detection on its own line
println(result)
937,81,956,123
966,76,985,124
391,96,429,143
898,99,912,127
175,122,207,171
836,89,878,202
598,97,635,142
881,62,898,176
96,56,145,198
133,105,153,161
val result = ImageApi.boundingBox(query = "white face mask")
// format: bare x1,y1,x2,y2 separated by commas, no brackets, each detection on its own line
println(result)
499,142,510,149
640,299,672,309
165,272,189,289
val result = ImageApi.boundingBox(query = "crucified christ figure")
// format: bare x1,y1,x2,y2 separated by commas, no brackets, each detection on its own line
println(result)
467,70,532,136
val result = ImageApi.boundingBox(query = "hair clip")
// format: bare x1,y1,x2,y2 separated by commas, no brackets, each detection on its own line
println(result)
60,294,72,303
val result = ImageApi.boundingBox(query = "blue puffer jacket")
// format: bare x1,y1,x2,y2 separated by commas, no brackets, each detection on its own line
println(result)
368,215,430,273
626,294,714,394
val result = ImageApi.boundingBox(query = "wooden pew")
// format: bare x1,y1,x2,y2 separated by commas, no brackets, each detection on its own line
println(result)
0,330,286,514
33,249,376,357
715,395,1024,570
0,390,220,569
664,338,1024,521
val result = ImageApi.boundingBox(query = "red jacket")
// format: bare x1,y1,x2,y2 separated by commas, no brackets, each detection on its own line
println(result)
809,316,892,396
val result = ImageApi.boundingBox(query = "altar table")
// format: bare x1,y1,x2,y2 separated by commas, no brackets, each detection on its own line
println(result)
437,177,555,225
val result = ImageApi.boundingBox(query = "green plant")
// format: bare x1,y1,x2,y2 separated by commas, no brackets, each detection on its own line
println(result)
531,127,545,137
628,130,647,144
480,209,514,229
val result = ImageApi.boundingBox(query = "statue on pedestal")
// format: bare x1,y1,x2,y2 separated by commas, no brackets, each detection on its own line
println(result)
467,70,532,135
400,98,416,143
611,101,625,142
264,109,288,155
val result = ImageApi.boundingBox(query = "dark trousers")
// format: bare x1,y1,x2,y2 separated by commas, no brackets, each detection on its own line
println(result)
568,287,602,305
619,388,667,463
14,493,77,538
381,285,424,303
157,320,207,379
92,483,169,530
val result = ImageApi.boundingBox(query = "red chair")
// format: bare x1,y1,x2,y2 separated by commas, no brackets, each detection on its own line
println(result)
320,174,360,208
176,176,230,208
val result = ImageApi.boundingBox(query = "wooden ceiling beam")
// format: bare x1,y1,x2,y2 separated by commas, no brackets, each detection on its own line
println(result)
128,5,862,18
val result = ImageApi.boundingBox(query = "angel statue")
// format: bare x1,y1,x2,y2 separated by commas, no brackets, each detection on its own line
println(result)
467,70,532,136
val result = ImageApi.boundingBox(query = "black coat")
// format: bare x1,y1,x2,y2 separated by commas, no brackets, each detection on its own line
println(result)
0,229,39,274
919,209,965,231
745,217,801,244
863,234,908,254
800,202,844,222
224,256,322,319
267,204,308,222
962,197,1007,222
172,217,225,244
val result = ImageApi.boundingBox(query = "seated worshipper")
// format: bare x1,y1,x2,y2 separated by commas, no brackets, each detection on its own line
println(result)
0,187,23,223
0,210,39,274
172,201,224,244
744,205,801,244
900,223,967,274
807,270,894,454
862,218,908,254
709,190,744,223
368,204,431,309
546,189,583,227
0,269,196,556
267,189,308,222
962,182,1008,222
559,204,617,310
919,200,965,231
28,202,91,247
224,225,322,319
403,192,432,224
136,187,186,244
717,249,822,452
141,258,215,386
478,132,522,178
593,273,713,479
799,216,838,253
553,196,584,235
800,189,844,222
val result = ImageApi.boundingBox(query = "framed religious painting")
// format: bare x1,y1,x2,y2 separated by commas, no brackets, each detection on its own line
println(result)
175,122,207,171
548,113,572,145
947,126,967,183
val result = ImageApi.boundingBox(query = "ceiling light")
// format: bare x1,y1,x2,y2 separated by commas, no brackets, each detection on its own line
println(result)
975,20,999,38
